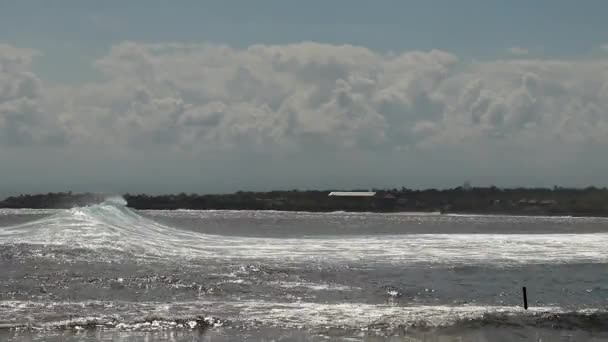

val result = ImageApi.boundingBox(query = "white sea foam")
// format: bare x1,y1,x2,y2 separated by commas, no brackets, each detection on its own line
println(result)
0,299,568,331
269,281,357,291
227,301,559,329
0,208,58,216
1,199,607,265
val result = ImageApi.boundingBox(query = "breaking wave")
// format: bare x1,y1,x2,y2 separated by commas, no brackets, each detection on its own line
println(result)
0,197,209,258
0,198,607,265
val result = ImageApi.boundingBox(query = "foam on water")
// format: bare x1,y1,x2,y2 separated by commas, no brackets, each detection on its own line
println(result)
2,299,608,333
0,199,607,265
2,205,608,340
269,280,358,291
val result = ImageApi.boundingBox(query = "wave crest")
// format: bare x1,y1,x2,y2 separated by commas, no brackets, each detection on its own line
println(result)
0,197,208,258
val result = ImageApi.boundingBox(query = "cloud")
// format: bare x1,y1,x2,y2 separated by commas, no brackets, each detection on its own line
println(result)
506,47,529,56
0,45,66,146
60,42,608,153
9,41,608,152
600,44,608,52
61,42,463,152
3,42,608,190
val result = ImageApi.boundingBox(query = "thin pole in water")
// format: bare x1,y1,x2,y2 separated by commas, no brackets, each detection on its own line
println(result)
522,286,528,310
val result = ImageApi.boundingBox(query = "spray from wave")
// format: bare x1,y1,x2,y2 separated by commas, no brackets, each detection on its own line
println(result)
101,196,128,207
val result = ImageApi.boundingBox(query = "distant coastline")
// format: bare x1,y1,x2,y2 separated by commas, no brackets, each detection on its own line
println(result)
1,187,608,217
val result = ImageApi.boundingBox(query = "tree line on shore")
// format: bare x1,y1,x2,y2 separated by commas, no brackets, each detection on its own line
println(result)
1,186,608,216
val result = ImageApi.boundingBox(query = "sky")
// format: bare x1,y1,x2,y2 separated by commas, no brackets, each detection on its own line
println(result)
1,0,608,195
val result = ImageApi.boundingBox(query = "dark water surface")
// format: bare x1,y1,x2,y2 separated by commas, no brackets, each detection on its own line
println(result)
1,199,608,341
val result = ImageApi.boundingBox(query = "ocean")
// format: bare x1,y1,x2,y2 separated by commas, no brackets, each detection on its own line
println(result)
1,197,608,341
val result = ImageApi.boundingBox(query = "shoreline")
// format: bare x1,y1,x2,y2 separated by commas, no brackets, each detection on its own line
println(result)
2,188,608,218
149,208,608,218
3,206,608,219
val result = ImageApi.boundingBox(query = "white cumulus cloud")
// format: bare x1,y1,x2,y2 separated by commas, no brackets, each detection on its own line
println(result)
0,45,66,146
2,42,608,191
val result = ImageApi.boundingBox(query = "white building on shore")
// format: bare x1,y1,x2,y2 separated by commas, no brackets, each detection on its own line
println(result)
328,192,376,197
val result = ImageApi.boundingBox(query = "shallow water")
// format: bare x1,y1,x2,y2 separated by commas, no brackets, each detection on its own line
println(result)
1,200,608,341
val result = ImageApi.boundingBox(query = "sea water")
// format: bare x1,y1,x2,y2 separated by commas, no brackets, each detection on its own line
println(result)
1,200,608,341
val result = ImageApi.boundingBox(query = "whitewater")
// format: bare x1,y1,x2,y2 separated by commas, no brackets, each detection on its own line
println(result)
1,198,608,341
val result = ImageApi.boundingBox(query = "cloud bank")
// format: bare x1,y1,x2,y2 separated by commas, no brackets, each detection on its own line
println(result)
1,42,608,192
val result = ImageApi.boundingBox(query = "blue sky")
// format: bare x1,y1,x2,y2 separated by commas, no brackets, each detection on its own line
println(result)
3,0,607,51
2,0,607,82
0,1,607,194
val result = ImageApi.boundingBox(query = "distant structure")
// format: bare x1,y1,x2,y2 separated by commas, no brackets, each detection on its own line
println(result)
328,192,376,197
